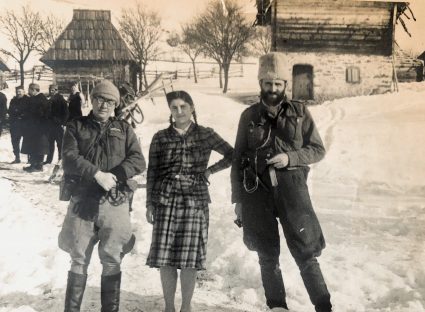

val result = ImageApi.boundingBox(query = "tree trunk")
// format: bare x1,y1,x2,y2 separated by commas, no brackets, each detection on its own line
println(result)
143,69,148,90
138,63,144,92
218,64,223,89
223,63,230,93
191,60,198,84
19,61,25,87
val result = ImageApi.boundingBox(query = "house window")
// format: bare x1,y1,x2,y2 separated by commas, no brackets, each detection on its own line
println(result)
346,66,360,83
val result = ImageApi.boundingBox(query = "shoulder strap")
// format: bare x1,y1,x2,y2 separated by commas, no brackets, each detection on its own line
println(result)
83,120,113,160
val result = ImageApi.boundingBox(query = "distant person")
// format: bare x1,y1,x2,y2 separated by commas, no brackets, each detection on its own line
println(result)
0,90,7,137
67,82,84,121
231,52,332,312
21,83,50,172
45,84,69,164
58,80,145,311
146,91,233,312
8,86,28,164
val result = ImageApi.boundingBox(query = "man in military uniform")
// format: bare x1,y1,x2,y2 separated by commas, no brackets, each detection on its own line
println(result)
21,83,50,172
0,90,7,137
231,52,332,312
59,80,145,312
45,84,69,164
8,86,28,163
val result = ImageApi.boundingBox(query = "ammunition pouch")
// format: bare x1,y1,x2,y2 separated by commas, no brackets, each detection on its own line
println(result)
59,174,80,201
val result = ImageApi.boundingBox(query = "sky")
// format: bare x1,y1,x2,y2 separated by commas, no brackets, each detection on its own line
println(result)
0,0,424,69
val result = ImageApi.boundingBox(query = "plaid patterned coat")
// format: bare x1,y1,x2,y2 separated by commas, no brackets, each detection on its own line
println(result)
146,123,233,269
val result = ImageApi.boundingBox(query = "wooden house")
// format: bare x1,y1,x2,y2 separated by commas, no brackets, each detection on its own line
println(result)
40,9,138,95
0,57,10,90
255,0,413,102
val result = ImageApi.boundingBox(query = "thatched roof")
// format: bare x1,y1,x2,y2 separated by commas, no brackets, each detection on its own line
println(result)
0,57,10,72
40,9,135,68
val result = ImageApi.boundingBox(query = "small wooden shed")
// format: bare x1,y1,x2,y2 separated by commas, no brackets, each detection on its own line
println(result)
40,9,138,95
0,57,10,90
394,45,423,82
255,0,414,102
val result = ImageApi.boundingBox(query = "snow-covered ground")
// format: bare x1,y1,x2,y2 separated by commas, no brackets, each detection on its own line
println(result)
0,77,424,312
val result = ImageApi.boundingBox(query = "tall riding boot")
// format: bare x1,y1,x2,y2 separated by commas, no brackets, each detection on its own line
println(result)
101,272,121,312
64,271,87,312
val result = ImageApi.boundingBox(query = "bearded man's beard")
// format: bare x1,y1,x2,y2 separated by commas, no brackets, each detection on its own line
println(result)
260,89,286,106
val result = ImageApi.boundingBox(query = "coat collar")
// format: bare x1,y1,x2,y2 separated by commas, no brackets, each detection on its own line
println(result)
167,122,197,137
256,100,304,119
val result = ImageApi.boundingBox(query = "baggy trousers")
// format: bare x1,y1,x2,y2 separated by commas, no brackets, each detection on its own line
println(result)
58,195,133,276
241,167,331,310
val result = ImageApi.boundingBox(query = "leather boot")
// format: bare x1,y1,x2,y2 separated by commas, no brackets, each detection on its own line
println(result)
10,156,20,164
64,271,87,312
101,272,121,312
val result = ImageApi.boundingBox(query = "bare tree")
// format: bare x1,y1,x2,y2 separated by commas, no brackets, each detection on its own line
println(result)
38,14,65,55
119,2,163,92
0,5,43,86
249,26,272,56
192,0,253,93
180,24,204,84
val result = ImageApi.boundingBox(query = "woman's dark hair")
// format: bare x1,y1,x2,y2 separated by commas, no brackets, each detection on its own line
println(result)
167,90,198,126
166,90,193,107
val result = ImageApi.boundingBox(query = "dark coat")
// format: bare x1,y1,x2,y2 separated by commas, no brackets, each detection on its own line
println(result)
8,95,28,123
231,100,325,203
62,113,145,192
49,93,69,126
21,93,51,155
67,92,83,121
0,92,6,121
230,100,326,259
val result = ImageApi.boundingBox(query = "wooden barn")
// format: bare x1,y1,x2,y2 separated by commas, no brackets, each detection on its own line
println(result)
255,0,414,102
0,57,10,90
394,45,423,82
417,51,425,81
40,9,138,95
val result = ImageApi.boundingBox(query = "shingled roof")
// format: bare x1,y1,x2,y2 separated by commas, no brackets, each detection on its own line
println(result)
40,9,135,68
0,56,10,72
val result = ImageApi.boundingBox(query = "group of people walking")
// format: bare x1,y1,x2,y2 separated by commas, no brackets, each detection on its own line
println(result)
57,52,333,312
5,82,84,171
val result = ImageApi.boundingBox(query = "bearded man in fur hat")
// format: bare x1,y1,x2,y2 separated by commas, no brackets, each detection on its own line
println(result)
231,52,332,312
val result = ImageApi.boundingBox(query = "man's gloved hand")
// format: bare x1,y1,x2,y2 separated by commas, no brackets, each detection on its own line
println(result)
146,206,155,224
94,171,117,191
234,203,243,227
266,153,289,169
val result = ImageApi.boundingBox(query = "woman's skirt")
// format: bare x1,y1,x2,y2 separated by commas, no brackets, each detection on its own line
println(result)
146,181,209,270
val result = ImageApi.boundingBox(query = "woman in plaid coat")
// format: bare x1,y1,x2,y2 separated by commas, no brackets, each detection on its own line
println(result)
146,91,233,312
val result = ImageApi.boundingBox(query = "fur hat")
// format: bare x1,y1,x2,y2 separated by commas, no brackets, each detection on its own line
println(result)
166,90,194,107
91,80,120,105
258,52,288,81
